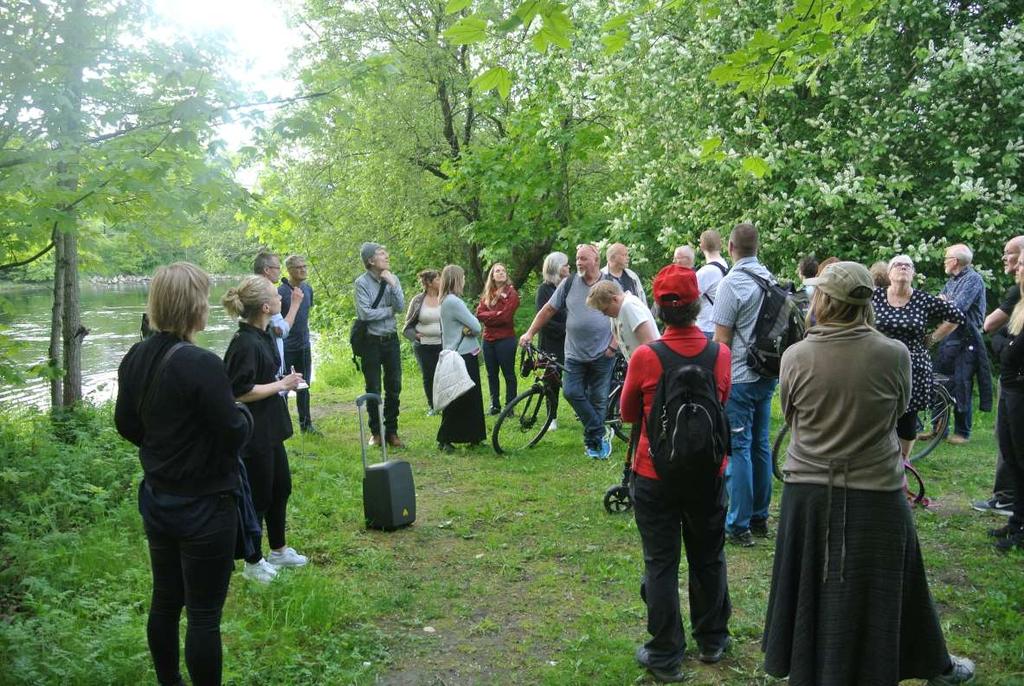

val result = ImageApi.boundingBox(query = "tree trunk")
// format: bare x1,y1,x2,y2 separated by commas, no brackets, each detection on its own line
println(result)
48,225,64,409
56,0,86,407
61,228,84,405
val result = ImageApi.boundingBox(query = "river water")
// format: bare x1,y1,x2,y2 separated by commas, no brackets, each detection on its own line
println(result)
0,282,239,409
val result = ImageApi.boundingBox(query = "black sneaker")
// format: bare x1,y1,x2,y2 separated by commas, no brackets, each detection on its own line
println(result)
489,406,501,416
988,524,1014,539
698,636,732,664
635,646,686,684
971,496,1014,516
750,520,770,538
728,530,755,547
994,530,1024,552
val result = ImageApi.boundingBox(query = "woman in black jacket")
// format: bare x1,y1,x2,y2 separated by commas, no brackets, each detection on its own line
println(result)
992,262,1024,551
223,275,306,582
115,262,251,686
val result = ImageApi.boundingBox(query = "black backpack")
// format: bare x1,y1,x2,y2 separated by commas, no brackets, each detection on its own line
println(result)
646,341,730,481
735,268,805,378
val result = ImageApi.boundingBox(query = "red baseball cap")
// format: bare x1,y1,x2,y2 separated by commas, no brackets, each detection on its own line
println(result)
653,264,699,308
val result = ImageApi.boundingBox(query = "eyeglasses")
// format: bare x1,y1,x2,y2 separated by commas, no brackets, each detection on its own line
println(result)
891,262,914,270
943,256,957,262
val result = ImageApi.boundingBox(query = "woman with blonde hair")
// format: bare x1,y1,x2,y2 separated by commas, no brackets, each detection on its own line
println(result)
116,262,251,686
763,262,974,686
223,275,306,583
437,265,486,452
991,260,1024,551
476,262,521,414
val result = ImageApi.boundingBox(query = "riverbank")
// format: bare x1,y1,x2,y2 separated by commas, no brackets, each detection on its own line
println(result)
0,369,1020,685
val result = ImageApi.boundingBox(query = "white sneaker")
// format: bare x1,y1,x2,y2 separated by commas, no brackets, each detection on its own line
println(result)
928,655,975,685
548,419,558,431
267,546,309,567
243,558,278,583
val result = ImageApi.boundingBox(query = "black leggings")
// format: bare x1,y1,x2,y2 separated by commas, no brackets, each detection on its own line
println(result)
243,442,292,562
896,411,918,442
996,387,1024,529
145,496,236,686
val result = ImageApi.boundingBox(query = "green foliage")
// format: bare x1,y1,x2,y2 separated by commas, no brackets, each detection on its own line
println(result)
0,1,259,280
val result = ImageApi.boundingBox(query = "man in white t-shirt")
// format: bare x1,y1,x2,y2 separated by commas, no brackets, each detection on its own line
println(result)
695,230,729,339
586,280,659,360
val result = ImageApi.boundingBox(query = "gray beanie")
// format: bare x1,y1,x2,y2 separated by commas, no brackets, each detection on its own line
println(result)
360,242,383,268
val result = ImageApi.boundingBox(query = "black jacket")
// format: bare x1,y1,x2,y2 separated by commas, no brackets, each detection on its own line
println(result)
116,332,250,496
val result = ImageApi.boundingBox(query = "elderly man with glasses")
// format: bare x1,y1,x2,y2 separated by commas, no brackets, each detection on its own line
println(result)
973,235,1024,515
932,244,991,445
280,254,318,434
254,251,304,379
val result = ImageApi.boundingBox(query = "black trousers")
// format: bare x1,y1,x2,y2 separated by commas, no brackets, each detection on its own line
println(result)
144,496,236,686
413,342,442,410
482,336,518,410
243,442,292,561
996,387,1024,529
284,346,313,430
632,473,731,669
993,381,1018,502
361,335,402,436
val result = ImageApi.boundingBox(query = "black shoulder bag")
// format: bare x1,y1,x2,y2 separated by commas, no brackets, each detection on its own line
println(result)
350,281,388,369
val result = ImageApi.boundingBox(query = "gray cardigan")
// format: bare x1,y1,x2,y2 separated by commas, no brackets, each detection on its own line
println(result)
439,295,482,355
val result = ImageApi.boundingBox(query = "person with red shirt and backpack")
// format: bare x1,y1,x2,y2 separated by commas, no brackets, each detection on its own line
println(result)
621,264,733,683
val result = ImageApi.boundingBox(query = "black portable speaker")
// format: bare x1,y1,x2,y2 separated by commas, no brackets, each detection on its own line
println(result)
356,393,416,531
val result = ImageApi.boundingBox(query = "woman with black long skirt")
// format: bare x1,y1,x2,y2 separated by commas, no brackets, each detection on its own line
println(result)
116,262,251,686
763,262,974,686
223,275,306,583
436,264,486,452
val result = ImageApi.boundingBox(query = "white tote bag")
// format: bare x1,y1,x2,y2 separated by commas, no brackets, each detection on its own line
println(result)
432,348,475,411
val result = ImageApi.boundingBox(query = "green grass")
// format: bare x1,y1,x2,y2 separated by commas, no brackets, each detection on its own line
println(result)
1,356,1023,685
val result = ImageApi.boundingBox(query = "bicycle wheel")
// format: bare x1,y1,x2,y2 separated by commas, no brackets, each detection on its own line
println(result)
492,386,554,454
904,461,928,506
771,424,790,481
604,382,629,443
909,382,955,463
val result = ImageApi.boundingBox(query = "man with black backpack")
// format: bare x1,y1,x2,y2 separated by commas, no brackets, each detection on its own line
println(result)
621,264,733,683
712,223,787,547
354,242,406,448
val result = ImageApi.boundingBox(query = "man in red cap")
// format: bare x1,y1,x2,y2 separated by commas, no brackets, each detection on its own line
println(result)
620,264,733,682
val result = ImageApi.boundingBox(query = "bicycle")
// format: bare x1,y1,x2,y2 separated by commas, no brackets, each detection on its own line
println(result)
770,376,955,506
492,345,628,454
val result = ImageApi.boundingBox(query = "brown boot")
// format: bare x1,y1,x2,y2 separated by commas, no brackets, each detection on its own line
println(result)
946,434,969,445
368,433,382,447
386,433,405,448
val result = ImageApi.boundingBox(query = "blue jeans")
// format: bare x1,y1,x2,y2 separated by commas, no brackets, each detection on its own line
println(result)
563,354,616,449
724,376,777,534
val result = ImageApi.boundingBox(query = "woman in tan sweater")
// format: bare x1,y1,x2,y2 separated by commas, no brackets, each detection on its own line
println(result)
762,262,974,686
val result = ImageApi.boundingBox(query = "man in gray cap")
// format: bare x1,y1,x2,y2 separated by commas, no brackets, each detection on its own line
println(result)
355,242,406,447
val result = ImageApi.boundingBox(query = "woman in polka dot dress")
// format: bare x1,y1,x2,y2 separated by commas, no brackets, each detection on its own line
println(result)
873,255,965,458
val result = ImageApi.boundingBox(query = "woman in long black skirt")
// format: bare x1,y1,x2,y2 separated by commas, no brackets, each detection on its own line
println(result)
763,262,974,686
436,264,486,451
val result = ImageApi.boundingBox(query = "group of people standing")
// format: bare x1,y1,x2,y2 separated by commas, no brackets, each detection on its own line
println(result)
112,225,1024,686
619,223,1018,685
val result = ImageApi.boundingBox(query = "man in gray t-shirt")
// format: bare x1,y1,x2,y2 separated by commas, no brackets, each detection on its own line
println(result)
711,223,778,547
520,244,617,459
